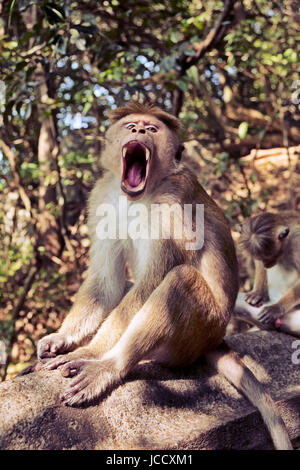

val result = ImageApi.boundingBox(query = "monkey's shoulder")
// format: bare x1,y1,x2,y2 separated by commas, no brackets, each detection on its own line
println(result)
162,165,223,207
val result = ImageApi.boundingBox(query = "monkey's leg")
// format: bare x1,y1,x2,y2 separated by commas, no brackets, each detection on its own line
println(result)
37,244,127,360
244,260,269,307
56,265,225,406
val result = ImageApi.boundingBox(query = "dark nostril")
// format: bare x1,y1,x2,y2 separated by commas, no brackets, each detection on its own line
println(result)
131,128,137,132
138,129,146,134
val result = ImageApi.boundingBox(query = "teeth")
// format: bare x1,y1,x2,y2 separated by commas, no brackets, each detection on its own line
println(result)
122,145,150,160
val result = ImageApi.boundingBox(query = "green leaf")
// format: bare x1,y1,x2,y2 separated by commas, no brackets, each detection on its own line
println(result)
57,36,67,55
8,0,17,29
76,38,86,51
238,122,248,139
44,3,66,24
23,102,32,120
4,40,18,50
19,0,35,13
83,101,92,114
176,79,189,93
187,65,200,87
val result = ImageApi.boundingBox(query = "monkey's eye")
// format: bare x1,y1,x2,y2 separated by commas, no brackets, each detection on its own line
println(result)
125,123,136,130
145,125,158,133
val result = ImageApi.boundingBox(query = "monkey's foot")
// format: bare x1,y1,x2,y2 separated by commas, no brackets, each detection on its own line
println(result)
60,359,121,406
39,348,95,371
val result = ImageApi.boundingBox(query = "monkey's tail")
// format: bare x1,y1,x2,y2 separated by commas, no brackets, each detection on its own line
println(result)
233,312,274,331
206,343,292,450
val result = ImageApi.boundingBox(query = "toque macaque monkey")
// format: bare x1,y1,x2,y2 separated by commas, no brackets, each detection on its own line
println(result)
235,211,300,337
22,103,291,449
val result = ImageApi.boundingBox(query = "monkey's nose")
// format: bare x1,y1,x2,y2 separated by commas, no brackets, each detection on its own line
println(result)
138,129,146,134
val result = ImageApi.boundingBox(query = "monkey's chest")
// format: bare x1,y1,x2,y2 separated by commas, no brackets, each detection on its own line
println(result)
267,265,299,302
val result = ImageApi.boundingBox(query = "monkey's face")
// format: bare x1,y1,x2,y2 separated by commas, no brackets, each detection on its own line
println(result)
238,215,290,269
259,252,281,269
103,113,179,200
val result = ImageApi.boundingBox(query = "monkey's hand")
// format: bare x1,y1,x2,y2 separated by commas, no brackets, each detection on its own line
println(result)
257,303,284,326
37,333,70,360
245,290,269,307
60,359,121,406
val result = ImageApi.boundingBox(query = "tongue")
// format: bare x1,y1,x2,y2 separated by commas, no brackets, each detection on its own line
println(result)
126,162,143,187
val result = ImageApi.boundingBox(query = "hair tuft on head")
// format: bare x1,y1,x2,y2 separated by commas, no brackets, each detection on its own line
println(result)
239,212,278,257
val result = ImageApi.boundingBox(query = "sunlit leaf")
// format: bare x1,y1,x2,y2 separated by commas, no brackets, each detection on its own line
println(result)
238,122,248,139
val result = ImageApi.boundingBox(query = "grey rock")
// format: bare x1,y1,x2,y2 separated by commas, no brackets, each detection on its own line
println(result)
0,331,300,450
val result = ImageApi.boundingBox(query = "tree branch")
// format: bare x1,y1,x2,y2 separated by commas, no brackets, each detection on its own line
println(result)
172,0,236,115
0,137,32,213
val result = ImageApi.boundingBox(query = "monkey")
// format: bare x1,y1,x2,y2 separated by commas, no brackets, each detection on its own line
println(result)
21,103,292,449
235,211,300,337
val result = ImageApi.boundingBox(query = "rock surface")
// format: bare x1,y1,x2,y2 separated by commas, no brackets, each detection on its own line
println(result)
0,330,300,450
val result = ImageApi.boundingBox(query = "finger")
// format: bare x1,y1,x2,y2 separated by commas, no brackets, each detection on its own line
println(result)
258,311,268,321
62,390,87,406
39,350,57,359
67,373,89,388
250,296,262,306
60,361,83,377
41,355,68,370
38,342,50,359
17,362,38,376
259,314,272,325
64,378,90,397
17,359,50,376
258,313,269,321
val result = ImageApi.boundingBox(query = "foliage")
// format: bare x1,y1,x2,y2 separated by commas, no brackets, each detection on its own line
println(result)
0,0,299,376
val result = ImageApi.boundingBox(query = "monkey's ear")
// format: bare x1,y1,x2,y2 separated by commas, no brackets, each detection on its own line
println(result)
175,144,184,162
278,227,290,240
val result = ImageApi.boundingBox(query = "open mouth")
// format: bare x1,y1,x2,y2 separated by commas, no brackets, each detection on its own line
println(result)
121,141,151,197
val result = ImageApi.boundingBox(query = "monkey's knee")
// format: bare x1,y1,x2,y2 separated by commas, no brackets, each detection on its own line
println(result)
164,264,202,290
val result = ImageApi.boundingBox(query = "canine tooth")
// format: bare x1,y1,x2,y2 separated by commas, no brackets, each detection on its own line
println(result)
122,147,127,158
145,148,150,161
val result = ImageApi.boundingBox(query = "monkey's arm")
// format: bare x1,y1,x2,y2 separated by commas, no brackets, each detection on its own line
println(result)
258,280,300,325
245,260,269,307
37,242,127,359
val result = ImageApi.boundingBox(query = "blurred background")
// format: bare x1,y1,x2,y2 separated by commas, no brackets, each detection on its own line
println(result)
0,0,299,379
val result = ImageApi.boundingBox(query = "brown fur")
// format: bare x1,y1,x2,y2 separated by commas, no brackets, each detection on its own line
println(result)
239,210,300,266
24,104,291,449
